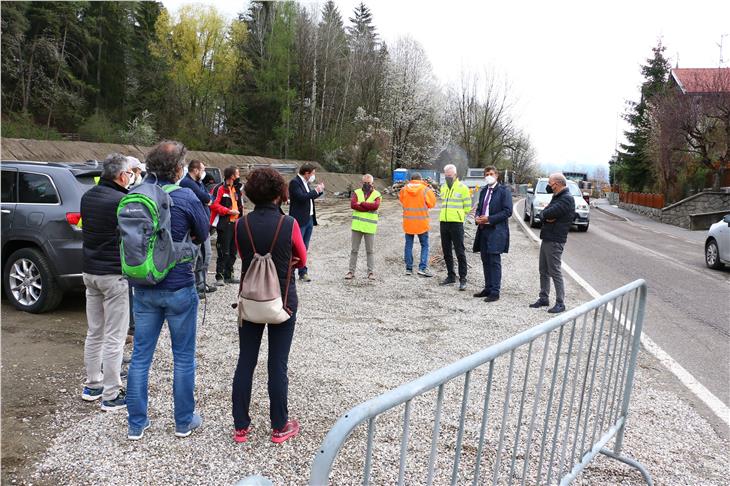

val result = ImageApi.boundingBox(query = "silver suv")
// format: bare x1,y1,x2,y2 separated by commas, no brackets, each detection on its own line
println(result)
524,178,590,231
1,160,102,313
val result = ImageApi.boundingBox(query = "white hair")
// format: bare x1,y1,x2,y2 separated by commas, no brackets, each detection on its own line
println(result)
362,173,374,182
549,172,567,186
443,164,457,176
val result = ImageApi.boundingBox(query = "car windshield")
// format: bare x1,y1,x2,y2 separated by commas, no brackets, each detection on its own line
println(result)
535,180,548,193
567,182,583,197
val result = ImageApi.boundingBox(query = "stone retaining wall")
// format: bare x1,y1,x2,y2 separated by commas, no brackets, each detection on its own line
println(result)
617,191,730,229
617,202,662,220
661,192,730,229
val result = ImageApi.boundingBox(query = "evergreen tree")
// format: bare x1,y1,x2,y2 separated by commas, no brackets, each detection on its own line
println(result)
617,41,671,191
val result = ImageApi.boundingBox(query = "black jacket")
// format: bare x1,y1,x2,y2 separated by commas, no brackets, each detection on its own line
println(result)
80,178,128,275
288,176,321,227
179,173,211,218
236,204,299,314
539,187,575,243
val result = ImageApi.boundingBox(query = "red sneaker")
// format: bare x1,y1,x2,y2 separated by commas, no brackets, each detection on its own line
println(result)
233,426,252,443
271,419,300,444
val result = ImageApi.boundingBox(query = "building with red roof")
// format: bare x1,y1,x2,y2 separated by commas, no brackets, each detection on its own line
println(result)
670,68,730,94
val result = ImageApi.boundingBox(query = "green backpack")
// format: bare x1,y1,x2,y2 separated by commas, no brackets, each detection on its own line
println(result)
117,183,196,285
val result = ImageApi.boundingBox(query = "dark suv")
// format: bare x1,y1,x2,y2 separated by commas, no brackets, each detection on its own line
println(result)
1,160,102,313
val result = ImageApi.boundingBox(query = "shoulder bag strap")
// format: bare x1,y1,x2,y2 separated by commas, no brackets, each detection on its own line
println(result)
269,215,285,254
243,214,257,254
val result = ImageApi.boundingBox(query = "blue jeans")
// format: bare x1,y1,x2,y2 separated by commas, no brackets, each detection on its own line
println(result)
299,219,314,276
404,232,429,271
127,285,199,430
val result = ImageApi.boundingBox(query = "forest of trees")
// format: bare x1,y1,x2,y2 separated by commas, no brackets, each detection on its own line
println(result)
0,1,538,179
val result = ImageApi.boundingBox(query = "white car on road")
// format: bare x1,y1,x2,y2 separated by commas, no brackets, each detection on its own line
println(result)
704,214,730,269
524,178,590,231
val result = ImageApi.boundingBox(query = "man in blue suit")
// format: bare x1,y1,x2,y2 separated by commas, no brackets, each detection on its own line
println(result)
473,166,512,302
288,163,324,281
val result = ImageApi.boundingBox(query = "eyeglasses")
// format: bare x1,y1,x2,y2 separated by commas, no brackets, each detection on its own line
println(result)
125,171,134,178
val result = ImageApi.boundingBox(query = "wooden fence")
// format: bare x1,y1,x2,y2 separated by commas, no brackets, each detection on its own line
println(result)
619,192,665,209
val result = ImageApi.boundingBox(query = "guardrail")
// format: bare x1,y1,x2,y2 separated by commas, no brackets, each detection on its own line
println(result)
310,280,652,485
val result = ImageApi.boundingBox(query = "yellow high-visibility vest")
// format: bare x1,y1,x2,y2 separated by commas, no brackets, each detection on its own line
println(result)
351,188,381,234
439,179,472,222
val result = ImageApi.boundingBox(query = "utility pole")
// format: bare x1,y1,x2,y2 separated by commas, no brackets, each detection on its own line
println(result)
718,34,728,66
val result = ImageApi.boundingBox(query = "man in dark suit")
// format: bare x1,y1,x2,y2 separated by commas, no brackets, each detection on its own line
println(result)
473,166,512,302
288,163,324,281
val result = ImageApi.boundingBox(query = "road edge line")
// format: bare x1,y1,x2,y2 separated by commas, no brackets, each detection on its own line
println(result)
512,199,730,428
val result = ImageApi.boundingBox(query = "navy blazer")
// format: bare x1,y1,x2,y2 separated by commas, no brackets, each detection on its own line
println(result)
474,183,512,254
288,176,321,227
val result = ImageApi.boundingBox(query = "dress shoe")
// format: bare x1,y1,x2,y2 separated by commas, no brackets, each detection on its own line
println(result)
205,284,217,293
484,294,500,302
458,280,467,291
473,289,489,298
439,277,456,286
224,277,240,284
529,299,550,308
547,303,566,314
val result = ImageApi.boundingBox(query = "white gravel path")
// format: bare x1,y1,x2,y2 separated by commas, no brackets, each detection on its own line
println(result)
32,199,729,485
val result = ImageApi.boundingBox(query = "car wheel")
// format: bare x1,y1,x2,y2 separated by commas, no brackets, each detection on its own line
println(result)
529,208,540,228
705,239,723,269
577,223,589,232
3,248,64,313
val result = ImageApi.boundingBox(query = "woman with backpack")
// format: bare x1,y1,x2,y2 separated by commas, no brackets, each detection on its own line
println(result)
232,167,306,444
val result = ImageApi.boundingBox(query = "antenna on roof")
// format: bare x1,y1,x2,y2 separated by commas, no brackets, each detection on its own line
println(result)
718,34,728,66
675,52,679,69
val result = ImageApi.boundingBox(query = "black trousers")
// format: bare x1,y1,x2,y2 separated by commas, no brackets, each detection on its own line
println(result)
232,314,296,430
215,220,237,279
440,222,467,280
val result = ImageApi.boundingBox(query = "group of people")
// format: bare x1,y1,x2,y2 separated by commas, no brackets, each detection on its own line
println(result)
78,140,574,445
343,164,574,314
79,143,325,443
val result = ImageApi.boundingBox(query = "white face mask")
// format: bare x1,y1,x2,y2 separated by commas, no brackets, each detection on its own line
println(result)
308,174,316,183
199,170,206,182
485,175,497,186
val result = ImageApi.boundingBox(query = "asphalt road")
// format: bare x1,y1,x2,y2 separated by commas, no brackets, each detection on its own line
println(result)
515,199,730,407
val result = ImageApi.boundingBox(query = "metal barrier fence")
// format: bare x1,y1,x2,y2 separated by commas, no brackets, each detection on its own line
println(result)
310,280,652,485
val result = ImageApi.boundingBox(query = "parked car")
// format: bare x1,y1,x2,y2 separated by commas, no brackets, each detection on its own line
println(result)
704,214,730,269
1,160,102,313
524,178,590,231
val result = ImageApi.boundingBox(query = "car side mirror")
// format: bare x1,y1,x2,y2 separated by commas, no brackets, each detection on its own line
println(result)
724,214,730,225
527,188,534,194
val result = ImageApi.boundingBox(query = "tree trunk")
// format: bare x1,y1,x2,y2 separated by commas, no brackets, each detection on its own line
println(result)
310,22,318,144
96,6,103,114
46,24,69,133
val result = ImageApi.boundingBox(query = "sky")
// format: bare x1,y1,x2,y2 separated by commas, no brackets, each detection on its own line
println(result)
162,0,730,172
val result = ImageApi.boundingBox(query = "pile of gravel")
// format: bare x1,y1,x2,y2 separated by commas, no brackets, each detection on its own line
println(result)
33,200,729,485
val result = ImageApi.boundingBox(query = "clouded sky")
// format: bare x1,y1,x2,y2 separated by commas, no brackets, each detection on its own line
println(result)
163,0,730,170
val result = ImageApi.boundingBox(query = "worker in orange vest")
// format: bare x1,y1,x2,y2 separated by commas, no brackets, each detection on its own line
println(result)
398,173,437,277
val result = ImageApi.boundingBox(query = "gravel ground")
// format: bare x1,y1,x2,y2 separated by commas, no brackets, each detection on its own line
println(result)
32,198,729,485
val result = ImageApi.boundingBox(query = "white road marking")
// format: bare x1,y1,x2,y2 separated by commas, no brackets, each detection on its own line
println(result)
513,199,730,427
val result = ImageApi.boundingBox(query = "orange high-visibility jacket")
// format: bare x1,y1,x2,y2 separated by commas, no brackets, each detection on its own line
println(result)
398,180,437,235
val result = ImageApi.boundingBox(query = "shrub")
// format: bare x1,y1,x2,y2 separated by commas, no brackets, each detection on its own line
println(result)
1,112,62,140
119,110,158,146
78,113,121,143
